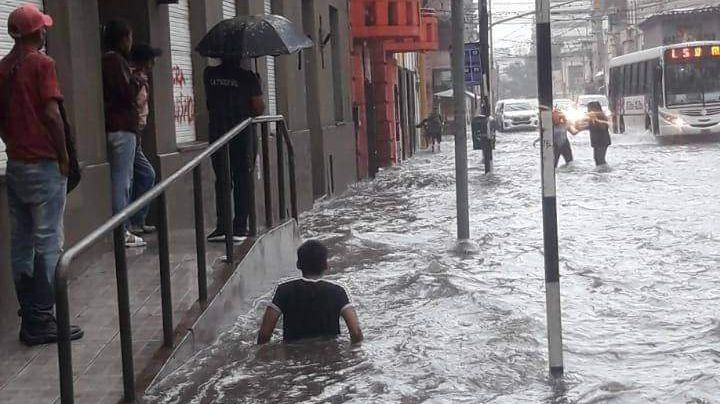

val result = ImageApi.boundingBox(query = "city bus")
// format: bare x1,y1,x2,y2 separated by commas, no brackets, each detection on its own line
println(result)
608,41,720,137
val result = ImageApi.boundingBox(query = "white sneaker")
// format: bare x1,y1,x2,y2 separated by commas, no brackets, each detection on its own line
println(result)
125,231,147,248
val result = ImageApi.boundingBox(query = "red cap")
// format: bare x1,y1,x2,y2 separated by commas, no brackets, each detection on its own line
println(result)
8,4,53,39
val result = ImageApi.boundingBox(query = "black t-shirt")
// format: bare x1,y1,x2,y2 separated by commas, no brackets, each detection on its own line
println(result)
203,64,262,140
269,278,352,342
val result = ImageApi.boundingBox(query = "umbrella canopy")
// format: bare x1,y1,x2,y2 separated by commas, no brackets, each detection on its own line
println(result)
196,14,313,58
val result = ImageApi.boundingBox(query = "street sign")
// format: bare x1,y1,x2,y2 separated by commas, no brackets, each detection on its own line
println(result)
464,42,482,85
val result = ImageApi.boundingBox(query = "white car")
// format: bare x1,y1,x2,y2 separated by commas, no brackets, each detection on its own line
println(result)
496,99,539,132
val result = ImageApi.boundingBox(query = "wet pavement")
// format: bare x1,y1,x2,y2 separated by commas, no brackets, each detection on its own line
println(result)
147,131,720,403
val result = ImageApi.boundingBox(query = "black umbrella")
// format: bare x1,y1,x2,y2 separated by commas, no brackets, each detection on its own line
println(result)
196,14,313,58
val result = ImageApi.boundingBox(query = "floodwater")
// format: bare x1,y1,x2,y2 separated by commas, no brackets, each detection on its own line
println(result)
147,131,720,403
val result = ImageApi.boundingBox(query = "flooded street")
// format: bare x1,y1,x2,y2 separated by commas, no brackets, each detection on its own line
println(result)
147,131,720,403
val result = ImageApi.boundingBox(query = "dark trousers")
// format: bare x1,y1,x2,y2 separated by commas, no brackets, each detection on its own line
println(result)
554,142,573,167
210,128,255,233
593,146,608,166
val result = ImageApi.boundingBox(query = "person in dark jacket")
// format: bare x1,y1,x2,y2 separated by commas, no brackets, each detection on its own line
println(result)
101,19,145,247
204,57,265,242
585,101,612,166
417,111,443,152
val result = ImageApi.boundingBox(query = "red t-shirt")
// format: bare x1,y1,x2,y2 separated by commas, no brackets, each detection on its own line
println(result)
0,45,64,162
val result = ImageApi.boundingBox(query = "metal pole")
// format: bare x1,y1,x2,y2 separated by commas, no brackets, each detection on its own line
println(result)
56,268,74,404
113,226,136,400
535,0,564,377
276,124,287,220
248,127,258,236
261,122,273,228
452,0,470,240
157,193,174,348
478,0,493,174
488,0,495,110
221,144,234,262
193,166,208,303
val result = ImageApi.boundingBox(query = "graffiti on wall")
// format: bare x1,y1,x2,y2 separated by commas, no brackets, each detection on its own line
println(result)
172,65,195,126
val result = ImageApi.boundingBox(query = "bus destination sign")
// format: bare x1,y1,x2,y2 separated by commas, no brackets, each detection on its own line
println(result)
665,45,720,62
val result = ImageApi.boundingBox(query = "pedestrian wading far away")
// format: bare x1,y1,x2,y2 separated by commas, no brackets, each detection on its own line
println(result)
257,240,364,344
128,43,162,235
417,110,443,153
0,4,84,345
585,101,612,166
552,109,575,167
204,57,265,242
102,19,146,247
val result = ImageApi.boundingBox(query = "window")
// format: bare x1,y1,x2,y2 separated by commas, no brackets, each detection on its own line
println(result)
330,6,344,121
623,65,631,95
388,1,397,25
638,62,646,94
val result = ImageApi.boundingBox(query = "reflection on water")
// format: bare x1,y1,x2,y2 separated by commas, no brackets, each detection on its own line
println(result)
147,131,720,403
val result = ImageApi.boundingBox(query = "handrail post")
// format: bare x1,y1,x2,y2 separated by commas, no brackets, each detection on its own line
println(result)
193,166,208,303
248,126,258,236
221,144,234,263
282,128,299,221
261,122,273,228
276,122,287,220
56,263,74,404
157,193,174,348
113,226,135,401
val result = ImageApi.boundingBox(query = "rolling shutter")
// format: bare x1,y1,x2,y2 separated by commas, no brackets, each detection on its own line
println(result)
222,0,236,19
0,0,44,166
169,0,196,144
264,0,277,115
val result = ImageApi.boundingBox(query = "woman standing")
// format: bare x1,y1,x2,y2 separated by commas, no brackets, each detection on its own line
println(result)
586,101,612,166
552,109,575,167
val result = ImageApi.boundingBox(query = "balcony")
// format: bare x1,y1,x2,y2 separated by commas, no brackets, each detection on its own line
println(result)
350,0,422,39
384,9,439,53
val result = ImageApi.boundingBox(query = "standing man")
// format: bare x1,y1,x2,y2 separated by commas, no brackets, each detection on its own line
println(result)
0,4,83,345
102,19,146,247
128,43,162,235
204,57,264,242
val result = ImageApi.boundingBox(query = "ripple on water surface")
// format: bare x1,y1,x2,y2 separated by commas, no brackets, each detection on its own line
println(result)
146,131,720,403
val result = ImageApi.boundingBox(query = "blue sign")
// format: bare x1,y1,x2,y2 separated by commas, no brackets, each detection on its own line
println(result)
464,42,483,85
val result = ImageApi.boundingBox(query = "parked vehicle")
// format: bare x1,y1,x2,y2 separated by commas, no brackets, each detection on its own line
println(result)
495,99,539,132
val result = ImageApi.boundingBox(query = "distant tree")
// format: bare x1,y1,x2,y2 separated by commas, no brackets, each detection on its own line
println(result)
499,57,538,100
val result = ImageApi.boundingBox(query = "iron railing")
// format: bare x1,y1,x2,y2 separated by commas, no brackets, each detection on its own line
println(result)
55,116,298,403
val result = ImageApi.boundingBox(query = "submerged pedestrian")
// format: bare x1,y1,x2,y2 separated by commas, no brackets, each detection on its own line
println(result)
102,19,146,247
0,4,83,345
257,240,363,344
585,101,612,166
533,109,575,167
204,56,264,242
552,109,575,167
418,111,443,152
128,43,161,235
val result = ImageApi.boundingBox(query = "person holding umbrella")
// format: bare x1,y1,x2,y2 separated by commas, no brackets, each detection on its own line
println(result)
204,57,264,242
196,14,313,242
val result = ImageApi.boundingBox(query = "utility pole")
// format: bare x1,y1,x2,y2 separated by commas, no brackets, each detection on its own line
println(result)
452,0,470,240
476,0,494,173
535,0,564,377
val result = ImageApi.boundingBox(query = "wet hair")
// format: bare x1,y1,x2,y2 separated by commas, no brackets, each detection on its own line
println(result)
103,19,132,52
297,240,328,276
131,43,162,64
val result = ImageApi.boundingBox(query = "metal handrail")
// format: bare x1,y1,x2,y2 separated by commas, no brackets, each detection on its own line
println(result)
54,115,297,403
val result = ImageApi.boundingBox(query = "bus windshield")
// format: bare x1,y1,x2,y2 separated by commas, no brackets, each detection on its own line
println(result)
665,58,720,106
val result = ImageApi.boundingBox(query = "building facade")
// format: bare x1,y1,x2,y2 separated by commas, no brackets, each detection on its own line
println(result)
0,0,356,327
349,0,439,176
